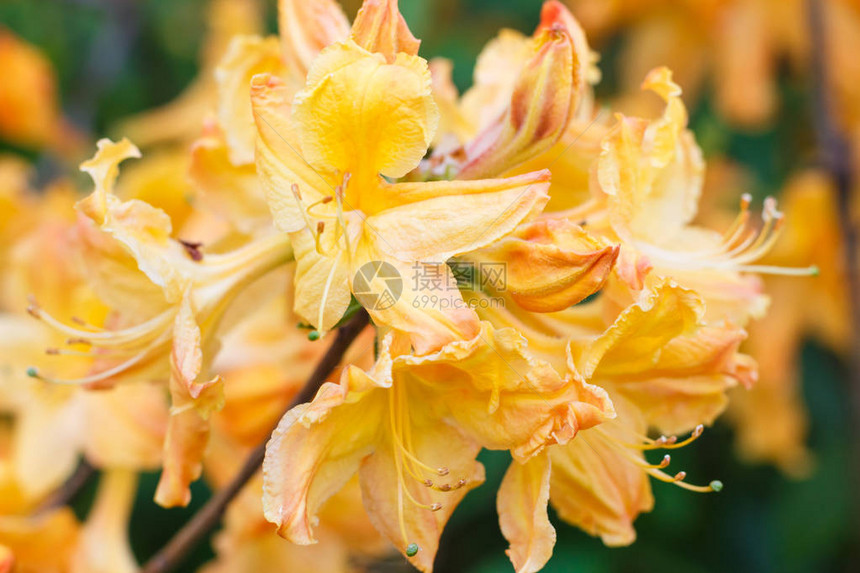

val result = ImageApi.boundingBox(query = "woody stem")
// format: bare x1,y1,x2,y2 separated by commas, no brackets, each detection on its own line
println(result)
807,0,860,557
140,309,371,573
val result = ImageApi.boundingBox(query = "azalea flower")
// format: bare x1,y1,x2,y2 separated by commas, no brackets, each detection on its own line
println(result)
27,138,293,507
491,281,749,570
251,25,551,352
262,325,613,570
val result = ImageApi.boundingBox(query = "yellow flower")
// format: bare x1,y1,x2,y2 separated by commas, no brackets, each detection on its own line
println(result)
563,67,814,326
262,325,612,571
490,281,748,567
29,139,293,507
252,37,550,353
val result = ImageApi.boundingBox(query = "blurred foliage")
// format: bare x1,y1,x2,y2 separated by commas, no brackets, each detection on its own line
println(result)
0,0,853,572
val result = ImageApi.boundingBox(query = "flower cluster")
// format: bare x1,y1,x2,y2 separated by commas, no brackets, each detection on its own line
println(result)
0,1,817,572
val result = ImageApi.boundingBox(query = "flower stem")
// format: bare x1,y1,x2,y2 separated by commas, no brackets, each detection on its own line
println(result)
140,308,371,573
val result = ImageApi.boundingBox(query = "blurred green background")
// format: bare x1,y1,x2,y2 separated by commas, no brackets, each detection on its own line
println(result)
0,0,854,571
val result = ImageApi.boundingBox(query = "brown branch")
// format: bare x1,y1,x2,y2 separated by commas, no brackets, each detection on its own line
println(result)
35,458,96,514
141,309,371,573
807,0,860,561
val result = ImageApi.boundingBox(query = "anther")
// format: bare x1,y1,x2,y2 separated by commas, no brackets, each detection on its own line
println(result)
180,240,204,261
423,479,433,487
456,478,467,488
317,221,325,234
673,471,687,482
437,467,449,476
45,348,60,355
709,480,724,492
66,338,90,346
438,484,452,492
658,454,671,468
321,196,333,204
429,503,442,512
291,183,302,201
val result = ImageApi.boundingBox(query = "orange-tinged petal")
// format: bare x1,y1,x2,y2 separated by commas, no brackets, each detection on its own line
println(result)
77,138,142,225
154,406,209,508
498,452,555,573
215,35,286,165
351,0,420,62
575,280,702,379
77,139,191,304
472,217,619,312
460,28,532,133
262,367,386,543
596,68,703,244
156,304,222,507
278,0,350,76
294,40,438,180
398,323,615,461
357,383,484,571
457,24,576,179
548,398,653,546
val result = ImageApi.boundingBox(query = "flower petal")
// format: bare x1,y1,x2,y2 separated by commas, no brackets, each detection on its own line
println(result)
498,452,555,573
351,0,420,62
472,217,619,312
293,40,438,179
262,367,385,543
278,0,350,76
363,171,550,262
215,35,285,165
548,398,653,546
